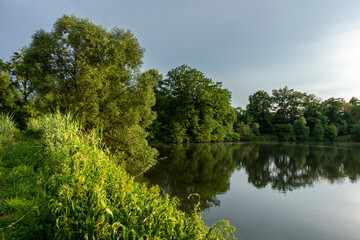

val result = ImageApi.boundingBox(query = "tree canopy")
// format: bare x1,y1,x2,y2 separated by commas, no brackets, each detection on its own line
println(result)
22,15,157,174
149,65,236,143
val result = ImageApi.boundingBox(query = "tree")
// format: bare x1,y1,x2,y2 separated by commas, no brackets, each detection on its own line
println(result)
25,15,157,175
322,98,345,124
246,90,273,133
274,124,295,141
325,124,338,141
294,116,309,141
272,86,304,124
351,122,360,142
0,60,14,114
0,72,14,114
4,50,37,129
312,122,325,141
348,97,360,127
302,93,324,130
234,122,255,141
151,65,236,143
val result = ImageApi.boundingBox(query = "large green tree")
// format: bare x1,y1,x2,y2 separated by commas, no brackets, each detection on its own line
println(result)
0,60,14,114
272,86,304,124
246,90,273,133
4,50,37,129
151,65,235,143
25,15,157,175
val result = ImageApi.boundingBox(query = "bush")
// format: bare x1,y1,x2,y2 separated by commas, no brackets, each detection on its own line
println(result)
351,123,360,142
274,124,295,141
312,123,325,141
224,132,241,142
325,124,338,141
294,117,309,141
235,123,255,141
255,134,278,141
336,135,351,142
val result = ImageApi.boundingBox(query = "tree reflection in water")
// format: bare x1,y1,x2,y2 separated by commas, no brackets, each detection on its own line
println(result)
144,142,360,213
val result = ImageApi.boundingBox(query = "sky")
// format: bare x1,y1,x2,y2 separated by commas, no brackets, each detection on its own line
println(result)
1,0,360,107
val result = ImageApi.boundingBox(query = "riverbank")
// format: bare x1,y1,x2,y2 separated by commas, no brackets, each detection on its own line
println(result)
0,114,235,239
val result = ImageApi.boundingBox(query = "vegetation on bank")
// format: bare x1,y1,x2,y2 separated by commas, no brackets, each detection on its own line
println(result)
234,87,360,142
1,13,360,238
0,113,235,239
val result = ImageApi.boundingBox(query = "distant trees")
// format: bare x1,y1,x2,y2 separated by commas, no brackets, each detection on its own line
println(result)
236,86,360,142
149,65,236,143
272,86,304,124
246,91,272,133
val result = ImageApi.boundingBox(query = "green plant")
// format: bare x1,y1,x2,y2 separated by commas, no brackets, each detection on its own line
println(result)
274,124,295,141
351,122,360,142
0,114,17,146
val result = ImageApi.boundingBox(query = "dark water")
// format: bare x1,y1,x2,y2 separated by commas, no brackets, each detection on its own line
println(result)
144,142,360,240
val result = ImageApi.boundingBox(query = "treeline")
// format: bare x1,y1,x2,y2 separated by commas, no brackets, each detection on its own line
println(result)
0,14,236,169
1,15,360,175
235,87,360,142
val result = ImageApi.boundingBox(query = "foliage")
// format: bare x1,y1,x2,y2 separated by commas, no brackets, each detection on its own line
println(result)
325,124,338,141
336,135,351,142
272,86,304,124
151,65,236,143
294,117,309,141
246,91,273,133
312,122,325,141
4,50,37,130
238,86,360,142
224,132,241,142
274,124,295,141
351,122,360,142
234,122,255,141
0,113,236,239
0,70,14,114
0,114,17,146
23,15,157,175
255,134,278,141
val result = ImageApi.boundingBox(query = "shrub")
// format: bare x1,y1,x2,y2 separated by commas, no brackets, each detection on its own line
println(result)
294,117,309,141
336,135,351,142
274,124,295,141
235,123,255,141
255,134,278,141
224,132,241,142
351,122,360,142
312,123,324,141
325,124,338,141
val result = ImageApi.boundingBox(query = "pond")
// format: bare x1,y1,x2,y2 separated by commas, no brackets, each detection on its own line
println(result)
144,142,360,240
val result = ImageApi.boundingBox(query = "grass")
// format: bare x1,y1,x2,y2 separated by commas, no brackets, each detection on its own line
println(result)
0,113,236,239
0,114,17,147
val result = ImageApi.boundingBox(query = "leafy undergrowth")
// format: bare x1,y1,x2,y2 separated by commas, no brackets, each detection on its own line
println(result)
0,113,236,239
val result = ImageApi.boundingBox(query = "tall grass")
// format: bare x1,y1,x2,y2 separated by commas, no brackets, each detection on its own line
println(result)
0,113,236,239
0,114,17,146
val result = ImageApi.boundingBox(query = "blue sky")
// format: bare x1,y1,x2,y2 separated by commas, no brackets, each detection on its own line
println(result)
1,0,360,107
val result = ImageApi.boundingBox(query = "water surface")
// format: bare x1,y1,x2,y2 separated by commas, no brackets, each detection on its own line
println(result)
145,142,360,240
